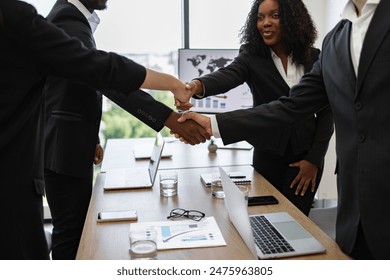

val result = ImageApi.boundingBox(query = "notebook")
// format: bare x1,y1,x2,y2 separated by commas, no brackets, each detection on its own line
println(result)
219,166,325,259
213,138,253,150
133,145,172,160
103,133,164,190
200,172,251,187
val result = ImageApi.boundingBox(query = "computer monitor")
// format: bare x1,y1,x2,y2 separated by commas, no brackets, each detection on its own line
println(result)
178,48,253,114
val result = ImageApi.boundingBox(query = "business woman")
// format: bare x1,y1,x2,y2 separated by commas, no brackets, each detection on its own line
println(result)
179,0,390,260
187,0,334,215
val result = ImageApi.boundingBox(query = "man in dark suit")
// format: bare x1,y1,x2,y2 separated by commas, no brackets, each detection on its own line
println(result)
43,0,184,259
178,0,387,259
0,0,209,259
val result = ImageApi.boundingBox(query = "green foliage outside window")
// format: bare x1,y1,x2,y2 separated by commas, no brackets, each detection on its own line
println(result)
102,90,175,141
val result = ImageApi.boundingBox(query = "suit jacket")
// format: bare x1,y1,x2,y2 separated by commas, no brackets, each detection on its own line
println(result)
44,0,172,177
216,0,390,259
198,45,333,167
0,0,159,259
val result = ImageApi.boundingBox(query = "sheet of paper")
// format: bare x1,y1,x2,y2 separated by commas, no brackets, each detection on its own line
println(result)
213,138,253,150
129,216,226,250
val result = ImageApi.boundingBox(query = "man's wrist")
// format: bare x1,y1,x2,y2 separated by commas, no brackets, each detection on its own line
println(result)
163,111,178,128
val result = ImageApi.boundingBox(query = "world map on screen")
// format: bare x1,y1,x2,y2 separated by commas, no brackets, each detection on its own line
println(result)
186,55,233,77
179,49,253,113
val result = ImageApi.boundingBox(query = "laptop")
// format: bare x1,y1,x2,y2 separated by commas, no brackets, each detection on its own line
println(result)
213,138,253,150
133,144,172,160
219,166,325,259
103,133,164,190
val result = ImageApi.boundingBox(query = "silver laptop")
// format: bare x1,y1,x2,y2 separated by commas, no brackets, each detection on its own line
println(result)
133,144,172,160
219,166,325,259
103,133,164,190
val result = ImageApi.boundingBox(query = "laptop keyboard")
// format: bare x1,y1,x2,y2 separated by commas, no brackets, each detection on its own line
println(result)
250,215,295,255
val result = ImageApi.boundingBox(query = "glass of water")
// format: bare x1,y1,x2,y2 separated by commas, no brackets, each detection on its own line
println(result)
159,171,178,197
211,170,225,198
129,226,157,260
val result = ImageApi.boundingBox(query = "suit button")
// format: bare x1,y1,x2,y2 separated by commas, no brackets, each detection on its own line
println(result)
355,102,362,111
152,118,156,123
358,134,366,142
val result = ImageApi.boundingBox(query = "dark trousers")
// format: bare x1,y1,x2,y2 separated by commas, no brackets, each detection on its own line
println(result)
351,222,374,260
252,147,323,216
44,168,92,260
2,182,49,259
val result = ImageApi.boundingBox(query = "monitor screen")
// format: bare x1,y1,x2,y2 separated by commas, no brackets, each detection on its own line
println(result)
178,48,253,113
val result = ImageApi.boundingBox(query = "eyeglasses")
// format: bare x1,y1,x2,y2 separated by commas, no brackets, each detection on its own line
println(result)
167,208,205,221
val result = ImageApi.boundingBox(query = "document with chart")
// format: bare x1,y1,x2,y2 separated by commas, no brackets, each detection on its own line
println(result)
129,217,226,250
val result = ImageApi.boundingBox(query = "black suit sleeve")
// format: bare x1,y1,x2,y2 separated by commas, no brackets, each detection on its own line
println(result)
304,105,334,167
46,4,173,132
198,54,249,96
102,89,173,131
3,0,146,94
216,59,331,145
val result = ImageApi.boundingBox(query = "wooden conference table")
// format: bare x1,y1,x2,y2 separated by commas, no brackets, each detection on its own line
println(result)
76,138,350,260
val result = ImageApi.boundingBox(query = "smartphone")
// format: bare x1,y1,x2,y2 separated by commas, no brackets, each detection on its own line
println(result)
97,210,138,222
248,195,278,206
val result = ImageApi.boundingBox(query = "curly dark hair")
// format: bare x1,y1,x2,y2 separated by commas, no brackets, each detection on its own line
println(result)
239,0,317,65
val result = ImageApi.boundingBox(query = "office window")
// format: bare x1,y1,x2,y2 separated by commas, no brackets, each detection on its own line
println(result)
95,0,182,55
189,0,252,49
93,0,183,140
24,0,254,140
25,0,55,15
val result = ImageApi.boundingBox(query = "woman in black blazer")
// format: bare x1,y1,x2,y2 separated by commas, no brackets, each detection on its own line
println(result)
187,0,334,215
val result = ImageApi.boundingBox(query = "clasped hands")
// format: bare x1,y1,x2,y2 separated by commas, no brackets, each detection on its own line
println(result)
168,80,212,144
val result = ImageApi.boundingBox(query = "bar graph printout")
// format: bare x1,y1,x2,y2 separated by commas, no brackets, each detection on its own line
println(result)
129,216,226,250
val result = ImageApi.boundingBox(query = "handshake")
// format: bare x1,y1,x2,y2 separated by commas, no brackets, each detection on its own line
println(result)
165,80,213,145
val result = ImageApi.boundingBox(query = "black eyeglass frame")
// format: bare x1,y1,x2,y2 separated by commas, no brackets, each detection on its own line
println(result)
167,208,205,221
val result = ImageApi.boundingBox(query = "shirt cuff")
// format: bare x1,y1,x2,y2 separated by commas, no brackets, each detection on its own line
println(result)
210,115,221,138
193,79,206,98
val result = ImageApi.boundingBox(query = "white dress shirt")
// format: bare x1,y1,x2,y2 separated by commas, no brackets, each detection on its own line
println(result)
341,0,380,75
67,0,100,33
270,49,304,89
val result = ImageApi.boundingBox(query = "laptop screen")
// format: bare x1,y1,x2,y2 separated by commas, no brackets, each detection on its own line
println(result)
148,133,165,182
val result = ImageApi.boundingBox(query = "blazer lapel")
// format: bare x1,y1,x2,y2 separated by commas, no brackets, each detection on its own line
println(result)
333,20,356,91
357,0,390,93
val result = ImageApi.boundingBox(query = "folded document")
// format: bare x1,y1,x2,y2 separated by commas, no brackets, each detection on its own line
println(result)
129,216,226,250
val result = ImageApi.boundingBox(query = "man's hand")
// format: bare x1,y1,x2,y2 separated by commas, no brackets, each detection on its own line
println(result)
93,144,104,164
177,111,212,136
164,112,210,145
289,160,318,196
